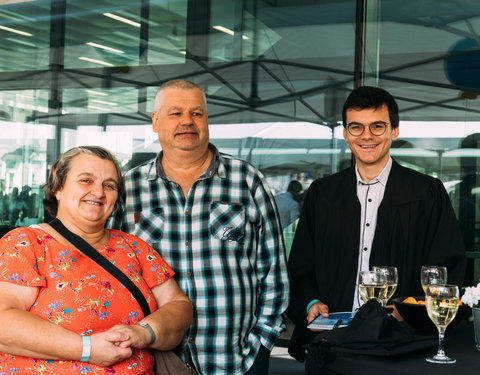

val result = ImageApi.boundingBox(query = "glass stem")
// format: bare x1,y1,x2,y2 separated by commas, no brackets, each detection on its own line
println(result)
437,326,446,357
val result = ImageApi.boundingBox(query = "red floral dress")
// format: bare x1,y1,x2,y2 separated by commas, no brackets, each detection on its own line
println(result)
0,227,174,375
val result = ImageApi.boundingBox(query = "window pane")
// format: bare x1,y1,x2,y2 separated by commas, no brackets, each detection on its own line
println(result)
0,1,50,72
0,121,52,229
376,0,480,281
64,0,187,69
207,0,356,175
63,88,139,114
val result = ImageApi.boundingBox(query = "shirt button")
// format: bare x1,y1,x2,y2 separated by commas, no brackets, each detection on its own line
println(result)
186,272,192,278
185,210,190,215
363,247,368,251
186,241,190,247
366,223,370,227
368,199,372,202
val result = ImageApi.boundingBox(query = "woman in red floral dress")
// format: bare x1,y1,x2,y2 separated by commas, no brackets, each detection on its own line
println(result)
0,146,192,374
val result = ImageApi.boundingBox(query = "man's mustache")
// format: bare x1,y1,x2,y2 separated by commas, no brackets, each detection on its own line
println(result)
175,126,198,135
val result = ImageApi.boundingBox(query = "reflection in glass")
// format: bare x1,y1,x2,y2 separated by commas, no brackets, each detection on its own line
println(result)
64,0,187,69
0,122,52,229
0,0,479,285
0,1,50,72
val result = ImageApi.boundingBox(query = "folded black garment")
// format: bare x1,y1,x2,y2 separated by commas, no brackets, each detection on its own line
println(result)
307,300,437,358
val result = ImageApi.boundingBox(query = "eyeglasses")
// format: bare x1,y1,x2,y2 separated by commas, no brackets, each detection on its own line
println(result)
346,121,389,137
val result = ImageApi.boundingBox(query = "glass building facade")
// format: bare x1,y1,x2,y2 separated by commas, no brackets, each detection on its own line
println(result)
1,0,480,282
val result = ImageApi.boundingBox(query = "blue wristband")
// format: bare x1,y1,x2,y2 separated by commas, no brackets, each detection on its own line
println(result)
81,335,91,362
306,299,320,315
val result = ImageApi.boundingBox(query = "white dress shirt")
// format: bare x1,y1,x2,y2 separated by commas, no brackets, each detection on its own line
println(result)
352,157,393,310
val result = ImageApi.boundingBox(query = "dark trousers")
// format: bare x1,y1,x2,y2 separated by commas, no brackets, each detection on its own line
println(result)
246,345,270,375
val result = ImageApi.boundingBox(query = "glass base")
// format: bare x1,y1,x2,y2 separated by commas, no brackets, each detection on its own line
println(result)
425,355,456,364
476,343,480,352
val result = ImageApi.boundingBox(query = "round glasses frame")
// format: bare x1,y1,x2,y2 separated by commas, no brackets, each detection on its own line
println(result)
346,122,390,137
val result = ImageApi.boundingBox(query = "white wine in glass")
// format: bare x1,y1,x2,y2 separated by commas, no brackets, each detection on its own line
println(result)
421,266,447,293
358,270,387,304
425,284,459,364
372,266,398,307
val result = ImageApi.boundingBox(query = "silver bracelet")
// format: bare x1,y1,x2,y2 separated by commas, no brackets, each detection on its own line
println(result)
138,321,156,346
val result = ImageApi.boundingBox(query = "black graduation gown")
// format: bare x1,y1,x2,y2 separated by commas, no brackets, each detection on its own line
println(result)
287,159,466,361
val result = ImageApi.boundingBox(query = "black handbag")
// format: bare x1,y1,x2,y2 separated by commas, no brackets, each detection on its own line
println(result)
49,218,197,375
306,300,437,366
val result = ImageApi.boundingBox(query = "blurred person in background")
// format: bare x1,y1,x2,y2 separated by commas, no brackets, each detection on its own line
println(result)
275,180,303,230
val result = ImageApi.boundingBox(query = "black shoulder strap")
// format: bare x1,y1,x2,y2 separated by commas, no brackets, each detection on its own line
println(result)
49,218,151,317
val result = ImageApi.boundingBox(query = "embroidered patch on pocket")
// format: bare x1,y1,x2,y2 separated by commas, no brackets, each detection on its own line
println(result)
210,202,245,242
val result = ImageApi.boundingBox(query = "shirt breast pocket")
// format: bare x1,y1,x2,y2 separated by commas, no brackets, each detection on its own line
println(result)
135,207,165,241
210,202,245,243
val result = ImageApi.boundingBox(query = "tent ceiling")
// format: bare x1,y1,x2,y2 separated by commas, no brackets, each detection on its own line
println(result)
0,0,479,128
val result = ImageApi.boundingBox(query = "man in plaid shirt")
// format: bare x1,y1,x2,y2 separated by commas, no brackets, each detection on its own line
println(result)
110,79,289,374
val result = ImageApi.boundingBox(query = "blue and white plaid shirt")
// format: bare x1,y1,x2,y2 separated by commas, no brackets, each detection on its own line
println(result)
110,144,289,374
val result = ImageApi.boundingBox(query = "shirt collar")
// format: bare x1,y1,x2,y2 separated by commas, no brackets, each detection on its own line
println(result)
149,143,226,181
355,157,392,186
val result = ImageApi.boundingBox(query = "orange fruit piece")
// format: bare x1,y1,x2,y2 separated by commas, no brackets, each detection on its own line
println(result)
417,300,426,305
403,297,417,304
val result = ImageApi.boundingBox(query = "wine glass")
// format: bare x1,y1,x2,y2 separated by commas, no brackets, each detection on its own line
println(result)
358,270,387,304
425,284,459,364
372,266,398,307
421,266,447,293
